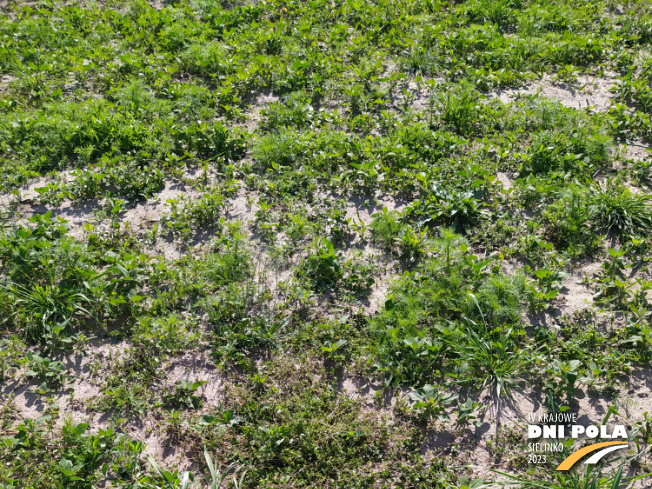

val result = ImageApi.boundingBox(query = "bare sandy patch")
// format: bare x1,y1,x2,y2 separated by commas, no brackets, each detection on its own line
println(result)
495,171,513,191
2,339,129,429
344,193,409,225
362,269,395,315
489,74,617,112
225,188,258,224
0,74,17,93
163,350,224,410
557,261,600,315
241,90,280,132
119,179,201,230
621,143,652,162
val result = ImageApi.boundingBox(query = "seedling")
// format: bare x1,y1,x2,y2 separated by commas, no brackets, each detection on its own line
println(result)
163,380,207,410
24,352,72,394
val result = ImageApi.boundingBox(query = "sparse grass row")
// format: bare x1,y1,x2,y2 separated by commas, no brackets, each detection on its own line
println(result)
0,0,648,191
0,88,246,190
5,204,651,414
0,0,643,108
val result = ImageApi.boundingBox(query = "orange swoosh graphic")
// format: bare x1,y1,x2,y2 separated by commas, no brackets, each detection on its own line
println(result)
556,441,628,471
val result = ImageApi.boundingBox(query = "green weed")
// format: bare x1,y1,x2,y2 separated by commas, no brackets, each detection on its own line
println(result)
589,181,652,239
